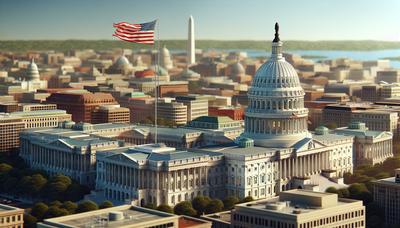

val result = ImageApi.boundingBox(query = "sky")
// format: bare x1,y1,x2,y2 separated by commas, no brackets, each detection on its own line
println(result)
0,0,400,41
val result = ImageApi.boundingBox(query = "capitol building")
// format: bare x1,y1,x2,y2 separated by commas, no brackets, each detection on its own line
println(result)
90,24,354,206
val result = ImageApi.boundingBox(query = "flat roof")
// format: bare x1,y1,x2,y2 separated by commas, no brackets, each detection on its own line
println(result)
41,205,178,228
0,204,24,212
237,190,361,216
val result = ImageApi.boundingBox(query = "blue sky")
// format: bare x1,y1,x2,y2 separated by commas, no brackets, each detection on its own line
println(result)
1,0,400,41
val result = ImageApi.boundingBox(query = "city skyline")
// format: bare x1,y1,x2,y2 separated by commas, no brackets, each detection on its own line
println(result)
1,0,400,41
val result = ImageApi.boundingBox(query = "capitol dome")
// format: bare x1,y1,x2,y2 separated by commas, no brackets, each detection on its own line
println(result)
242,23,310,148
27,58,40,80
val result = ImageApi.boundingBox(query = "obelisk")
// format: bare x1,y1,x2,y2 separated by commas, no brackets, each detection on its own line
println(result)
187,15,195,65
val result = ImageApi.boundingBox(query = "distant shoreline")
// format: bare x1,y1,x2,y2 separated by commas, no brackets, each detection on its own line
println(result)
1,40,400,52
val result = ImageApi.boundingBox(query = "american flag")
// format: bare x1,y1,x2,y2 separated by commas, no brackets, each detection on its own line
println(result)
113,20,156,44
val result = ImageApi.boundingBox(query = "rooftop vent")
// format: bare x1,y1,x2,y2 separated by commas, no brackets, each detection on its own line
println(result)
109,211,124,221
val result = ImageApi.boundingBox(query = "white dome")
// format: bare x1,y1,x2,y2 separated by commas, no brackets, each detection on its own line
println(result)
243,23,310,148
115,55,130,68
27,58,40,80
230,61,245,76
248,59,304,98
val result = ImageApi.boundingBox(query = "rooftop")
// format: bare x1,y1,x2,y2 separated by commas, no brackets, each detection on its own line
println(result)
0,204,24,213
40,205,178,228
237,189,362,217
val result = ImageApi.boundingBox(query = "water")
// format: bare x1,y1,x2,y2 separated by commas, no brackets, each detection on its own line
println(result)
171,48,400,68
243,49,400,68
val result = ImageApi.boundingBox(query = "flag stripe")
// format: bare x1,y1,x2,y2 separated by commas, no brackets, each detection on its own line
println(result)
112,34,154,44
113,25,140,32
115,29,154,36
112,20,156,45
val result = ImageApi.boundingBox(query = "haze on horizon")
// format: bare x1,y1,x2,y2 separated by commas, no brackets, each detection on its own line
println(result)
0,0,400,41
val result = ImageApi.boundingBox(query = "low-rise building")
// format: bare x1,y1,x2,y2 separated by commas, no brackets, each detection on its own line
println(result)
95,144,225,206
91,104,130,124
157,99,187,125
19,123,132,186
373,168,400,227
38,205,211,228
231,189,365,228
0,204,24,228
176,95,209,122
334,122,393,166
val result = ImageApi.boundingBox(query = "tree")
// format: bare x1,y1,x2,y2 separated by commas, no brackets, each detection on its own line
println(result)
241,196,254,203
325,187,338,194
51,174,72,186
192,196,211,215
325,122,337,130
44,206,70,218
99,200,114,209
223,196,239,210
46,181,68,200
31,202,49,220
0,163,12,173
337,188,350,198
30,174,47,195
65,183,90,202
61,201,78,214
76,200,99,213
174,201,197,217
156,204,174,214
205,199,224,214
49,201,63,208
24,214,37,228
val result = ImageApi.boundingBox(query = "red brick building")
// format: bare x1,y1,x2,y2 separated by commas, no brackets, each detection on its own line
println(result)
209,106,245,120
46,92,118,123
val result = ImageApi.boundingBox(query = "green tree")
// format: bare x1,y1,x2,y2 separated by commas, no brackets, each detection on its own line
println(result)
325,122,337,130
24,214,37,228
99,200,114,209
31,202,49,220
192,196,211,215
205,199,224,214
51,174,72,186
61,201,78,214
44,206,70,218
49,201,63,208
65,183,90,202
76,200,99,213
337,188,350,198
241,196,254,203
30,174,47,195
325,187,338,194
156,204,174,214
223,196,239,210
0,163,12,173
174,201,197,217
46,181,68,200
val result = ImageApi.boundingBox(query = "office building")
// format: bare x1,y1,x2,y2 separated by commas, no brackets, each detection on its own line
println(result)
231,189,365,228
373,168,400,227
334,122,393,167
0,204,24,228
38,205,211,228
46,91,118,123
176,95,209,122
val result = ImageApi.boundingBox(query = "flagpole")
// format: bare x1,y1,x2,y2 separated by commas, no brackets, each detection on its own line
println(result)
154,19,160,145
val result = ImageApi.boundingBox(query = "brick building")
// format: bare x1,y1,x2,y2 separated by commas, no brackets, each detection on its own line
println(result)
46,92,118,123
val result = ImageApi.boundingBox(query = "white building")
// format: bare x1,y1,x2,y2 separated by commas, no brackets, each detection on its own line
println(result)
92,24,354,206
